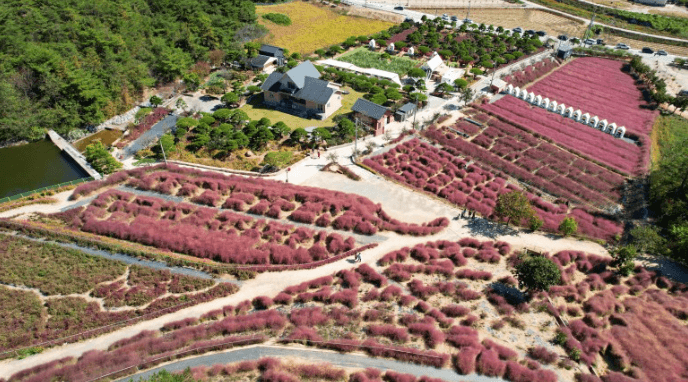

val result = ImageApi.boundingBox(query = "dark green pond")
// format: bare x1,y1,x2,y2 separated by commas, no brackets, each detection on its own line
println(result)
0,140,89,199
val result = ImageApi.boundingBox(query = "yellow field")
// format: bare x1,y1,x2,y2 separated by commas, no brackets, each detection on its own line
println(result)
255,2,394,54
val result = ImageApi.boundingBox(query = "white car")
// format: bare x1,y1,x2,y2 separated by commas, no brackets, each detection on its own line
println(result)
615,43,630,50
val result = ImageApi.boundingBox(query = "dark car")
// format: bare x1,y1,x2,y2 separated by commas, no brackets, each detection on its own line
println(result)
536,30,547,36
558,35,568,41
394,5,404,10
512,27,523,34
451,15,458,21
656,50,668,56
642,47,654,54
525,29,535,35
597,39,605,45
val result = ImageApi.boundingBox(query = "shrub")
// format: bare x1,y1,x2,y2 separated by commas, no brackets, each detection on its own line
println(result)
440,304,470,318
252,296,274,310
454,346,483,374
529,346,558,364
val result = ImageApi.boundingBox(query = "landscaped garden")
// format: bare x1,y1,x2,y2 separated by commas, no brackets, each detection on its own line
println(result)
0,235,236,356
338,47,420,76
10,237,687,382
363,138,622,241
69,164,449,238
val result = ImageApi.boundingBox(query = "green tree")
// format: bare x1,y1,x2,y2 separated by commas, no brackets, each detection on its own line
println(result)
311,127,332,142
249,126,274,150
494,190,534,226
336,118,356,139
409,92,428,103
514,256,561,292
408,68,427,79
149,96,163,107
271,122,290,138
453,78,468,90
611,246,637,276
629,225,666,255
212,109,233,122
222,92,240,107
290,128,308,144
559,217,578,237
369,92,388,105
176,117,198,131
84,142,122,175
385,88,403,102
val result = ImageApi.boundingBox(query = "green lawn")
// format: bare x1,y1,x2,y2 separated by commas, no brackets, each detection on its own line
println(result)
337,47,420,76
241,87,366,130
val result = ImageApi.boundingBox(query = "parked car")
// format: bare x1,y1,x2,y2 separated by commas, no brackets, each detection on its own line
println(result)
394,5,404,10
512,27,523,33
442,13,449,20
597,39,605,45
656,50,668,56
536,30,547,36
678,89,688,97
451,15,458,21
558,35,568,41
615,43,630,50
641,47,654,54
583,38,596,45
463,18,473,24
525,29,536,35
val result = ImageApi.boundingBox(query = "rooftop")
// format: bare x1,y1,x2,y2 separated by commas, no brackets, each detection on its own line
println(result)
351,98,389,120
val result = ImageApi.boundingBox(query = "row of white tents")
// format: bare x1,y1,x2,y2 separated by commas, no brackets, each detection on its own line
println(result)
505,84,627,139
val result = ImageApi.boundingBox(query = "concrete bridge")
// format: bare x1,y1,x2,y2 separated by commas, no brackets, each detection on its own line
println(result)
47,130,102,180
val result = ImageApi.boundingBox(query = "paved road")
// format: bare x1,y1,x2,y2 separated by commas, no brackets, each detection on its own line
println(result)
117,345,505,382
120,114,178,160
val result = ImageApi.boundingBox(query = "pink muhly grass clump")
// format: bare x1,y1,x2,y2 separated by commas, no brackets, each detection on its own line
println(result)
456,269,493,281
284,326,323,342
273,292,292,305
408,323,445,349
454,346,483,374
252,296,274,310
477,349,507,377
528,346,558,364
356,264,388,287
482,339,518,361
379,285,403,301
328,288,359,308
289,307,330,326
367,324,410,343
383,371,418,382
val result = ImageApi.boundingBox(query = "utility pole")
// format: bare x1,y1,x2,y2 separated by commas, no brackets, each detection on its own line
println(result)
583,8,596,43
159,140,168,165
354,117,359,160
466,0,472,22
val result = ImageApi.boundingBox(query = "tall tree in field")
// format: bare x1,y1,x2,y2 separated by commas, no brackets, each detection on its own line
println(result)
494,190,534,226
514,256,561,293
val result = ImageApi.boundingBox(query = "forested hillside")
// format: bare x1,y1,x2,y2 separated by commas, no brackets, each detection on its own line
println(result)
0,0,258,144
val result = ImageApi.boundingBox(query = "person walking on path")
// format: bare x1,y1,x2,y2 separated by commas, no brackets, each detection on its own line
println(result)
318,150,321,159
354,252,362,263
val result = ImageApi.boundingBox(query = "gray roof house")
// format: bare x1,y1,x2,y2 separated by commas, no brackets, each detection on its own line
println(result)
351,98,392,136
395,102,417,121
351,98,388,120
245,44,286,70
260,61,343,119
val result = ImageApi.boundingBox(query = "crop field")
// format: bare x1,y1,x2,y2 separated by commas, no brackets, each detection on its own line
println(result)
412,8,586,38
338,47,420,76
363,138,622,241
70,164,449,237
0,235,235,353
255,2,394,54
13,237,688,382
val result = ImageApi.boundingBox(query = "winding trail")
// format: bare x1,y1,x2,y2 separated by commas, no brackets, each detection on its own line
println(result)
116,345,506,382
